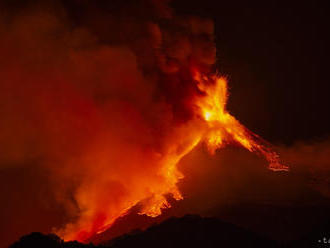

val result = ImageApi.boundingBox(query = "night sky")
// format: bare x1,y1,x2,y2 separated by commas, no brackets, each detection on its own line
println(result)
3,0,329,143
172,1,330,144
68,0,330,144
67,0,330,143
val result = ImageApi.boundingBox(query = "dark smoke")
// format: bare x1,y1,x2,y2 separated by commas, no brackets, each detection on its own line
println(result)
0,0,216,246
1,1,329,247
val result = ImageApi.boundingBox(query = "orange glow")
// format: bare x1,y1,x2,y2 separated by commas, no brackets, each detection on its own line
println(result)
193,71,288,171
59,70,287,242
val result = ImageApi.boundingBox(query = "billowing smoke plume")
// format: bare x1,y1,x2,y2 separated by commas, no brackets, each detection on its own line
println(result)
1,1,328,247
0,0,217,245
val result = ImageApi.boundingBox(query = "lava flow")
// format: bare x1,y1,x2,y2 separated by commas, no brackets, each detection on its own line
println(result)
193,71,289,172
0,1,288,244
60,69,288,242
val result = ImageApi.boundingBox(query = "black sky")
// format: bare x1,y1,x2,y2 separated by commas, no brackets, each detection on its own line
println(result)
63,0,330,144
172,1,330,144
3,0,328,143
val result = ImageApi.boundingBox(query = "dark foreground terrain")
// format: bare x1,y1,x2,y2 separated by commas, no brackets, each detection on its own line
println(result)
9,215,330,248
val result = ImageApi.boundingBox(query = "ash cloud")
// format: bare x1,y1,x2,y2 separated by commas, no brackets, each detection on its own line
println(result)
0,0,216,246
1,1,329,247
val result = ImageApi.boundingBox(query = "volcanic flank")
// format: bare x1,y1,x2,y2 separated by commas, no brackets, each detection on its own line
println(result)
2,1,330,248
0,0,285,243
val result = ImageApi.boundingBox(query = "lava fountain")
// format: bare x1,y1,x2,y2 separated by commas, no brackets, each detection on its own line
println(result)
0,1,288,244
60,68,288,241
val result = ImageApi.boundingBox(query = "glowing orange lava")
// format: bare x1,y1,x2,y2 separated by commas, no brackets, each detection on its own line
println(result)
60,71,288,242
193,71,288,172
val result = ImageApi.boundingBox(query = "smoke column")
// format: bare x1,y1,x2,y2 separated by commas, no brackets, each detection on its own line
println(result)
0,1,308,246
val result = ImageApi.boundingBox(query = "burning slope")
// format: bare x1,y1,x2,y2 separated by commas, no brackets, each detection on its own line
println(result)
0,1,288,245
60,70,288,241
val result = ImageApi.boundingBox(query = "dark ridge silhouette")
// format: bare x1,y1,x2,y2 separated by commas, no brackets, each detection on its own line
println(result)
10,215,278,248
9,232,99,248
9,232,64,248
9,214,330,248
105,215,279,248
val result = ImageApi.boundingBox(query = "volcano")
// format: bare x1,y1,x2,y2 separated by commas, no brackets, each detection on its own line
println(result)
2,1,330,248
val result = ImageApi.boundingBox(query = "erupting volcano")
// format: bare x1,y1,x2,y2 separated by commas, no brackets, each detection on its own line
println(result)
59,60,288,242
5,1,330,248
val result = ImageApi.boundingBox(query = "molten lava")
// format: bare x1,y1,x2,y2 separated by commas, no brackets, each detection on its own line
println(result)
60,70,288,242
193,71,289,172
